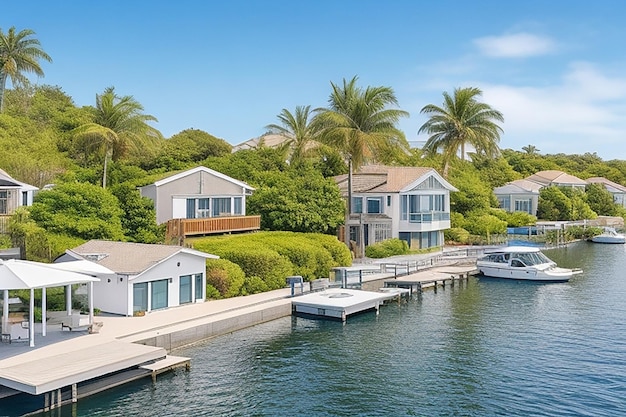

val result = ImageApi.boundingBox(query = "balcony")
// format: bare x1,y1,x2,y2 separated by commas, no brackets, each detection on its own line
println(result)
166,215,261,242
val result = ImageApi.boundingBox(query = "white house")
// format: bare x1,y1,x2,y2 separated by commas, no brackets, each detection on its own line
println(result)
139,166,255,225
0,168,37,215
334,165,457,251
56,240,218,316
493,179,542,215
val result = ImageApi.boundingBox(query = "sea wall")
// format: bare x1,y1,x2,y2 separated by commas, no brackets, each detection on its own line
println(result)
133,302,292,351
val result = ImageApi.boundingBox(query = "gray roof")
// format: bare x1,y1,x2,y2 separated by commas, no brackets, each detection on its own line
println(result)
66,240,217,275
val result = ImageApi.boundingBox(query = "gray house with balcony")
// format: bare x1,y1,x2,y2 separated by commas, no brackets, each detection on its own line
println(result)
334,165,457,251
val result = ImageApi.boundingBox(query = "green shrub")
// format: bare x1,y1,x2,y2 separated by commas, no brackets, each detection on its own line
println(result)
444,227,470,244
205,258,245,298
365,238,409,258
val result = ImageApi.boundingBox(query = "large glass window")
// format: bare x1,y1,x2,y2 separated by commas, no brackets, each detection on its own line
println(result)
195,273,203,300
133,283,148,312
234,197,242,215
180,275,192,304
151,279,169,310
352,197,363,214
212,198,231,216
514,199,532,214
0,191,8,215
498,197,510,211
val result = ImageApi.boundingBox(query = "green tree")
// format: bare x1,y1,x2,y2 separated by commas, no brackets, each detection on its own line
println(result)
315,76,409,170
266,105,322,166
537,187,572,221
247,167,344,234
110,182,163,243
585,183,618,216
29,182,125,240
522,144,540,155
448,164,495,215
72,87,163,188
0,27,52,112
419,87,504,177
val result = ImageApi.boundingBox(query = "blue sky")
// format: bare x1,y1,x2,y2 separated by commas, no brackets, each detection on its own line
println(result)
4,1,626,160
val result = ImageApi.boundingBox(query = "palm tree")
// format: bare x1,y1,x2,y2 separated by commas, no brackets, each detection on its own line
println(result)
522,144,540,155
315,76,409,248
265,105,321,166
0,27,52,112
73,87,162,188
315,76,409,170
418,87,504,177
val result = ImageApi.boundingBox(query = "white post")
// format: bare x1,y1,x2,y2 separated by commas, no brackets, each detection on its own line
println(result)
66,284,72,314
2,290,8,334
29,288,35,348
42,288,47,336
88,282,94,324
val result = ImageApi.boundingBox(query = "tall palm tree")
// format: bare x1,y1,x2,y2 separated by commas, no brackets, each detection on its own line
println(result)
265,105,321,166
315,76,409,248
315,76,409,170
418,87,504,177
0,27,52,112
73,87,163,188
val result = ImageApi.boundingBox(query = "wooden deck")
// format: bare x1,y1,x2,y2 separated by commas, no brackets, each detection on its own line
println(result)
165,215,261,242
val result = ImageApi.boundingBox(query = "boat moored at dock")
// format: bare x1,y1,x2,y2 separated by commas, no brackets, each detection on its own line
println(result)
476,246,582,282
590,227,626,244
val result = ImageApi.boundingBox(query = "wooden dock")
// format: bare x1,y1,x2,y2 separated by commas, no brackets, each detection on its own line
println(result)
382,265,477,296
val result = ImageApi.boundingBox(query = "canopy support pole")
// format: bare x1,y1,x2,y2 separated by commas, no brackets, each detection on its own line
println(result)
29,288,34,348
42,287,47,336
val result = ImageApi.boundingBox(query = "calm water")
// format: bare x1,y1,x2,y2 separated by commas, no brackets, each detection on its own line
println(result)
10,242,626,416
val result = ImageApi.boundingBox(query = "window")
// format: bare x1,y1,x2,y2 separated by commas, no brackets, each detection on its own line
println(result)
498,197,510,211
151,279,169,310
195,273,203,300
179,275,192,304
352,197,363,214
367,198,382,214
234,197,242,215
22,191,28,206
514,199,532,214
387,196,391,206
133,283,148,312
186,199,196,219
212,198,231,216
0,191,8,215
197,198,210,218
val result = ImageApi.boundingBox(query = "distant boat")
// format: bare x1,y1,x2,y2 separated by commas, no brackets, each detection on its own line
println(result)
476,246,583,282
590,227,626,244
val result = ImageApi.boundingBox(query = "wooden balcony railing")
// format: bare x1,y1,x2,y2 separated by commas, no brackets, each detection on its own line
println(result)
166,215,261,243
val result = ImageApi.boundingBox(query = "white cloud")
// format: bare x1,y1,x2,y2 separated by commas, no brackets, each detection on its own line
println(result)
474,33,556,58
480,63,626,156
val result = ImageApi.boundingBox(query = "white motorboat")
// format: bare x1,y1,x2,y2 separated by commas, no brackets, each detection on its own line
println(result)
476,246,583,282
590,227,626,244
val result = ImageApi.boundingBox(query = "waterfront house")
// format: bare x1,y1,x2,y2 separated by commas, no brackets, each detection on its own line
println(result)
56,240,218,317
138,166,259,242
333,165,457,252
585,177,626,208
493,179,542,215
0,169,38,234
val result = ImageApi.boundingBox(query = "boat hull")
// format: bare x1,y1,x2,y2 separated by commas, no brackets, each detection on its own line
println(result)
477,264,574,282
590,236,626,244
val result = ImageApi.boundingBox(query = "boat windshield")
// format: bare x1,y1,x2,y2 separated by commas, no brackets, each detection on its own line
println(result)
511,251,552,266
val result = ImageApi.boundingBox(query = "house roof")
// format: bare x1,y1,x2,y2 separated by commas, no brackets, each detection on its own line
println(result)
525,170,587,187
149,166,254,191
334,165,457,194
0,168,38,191
231,134,290,152
494,179,543,195
65,240,218,276
586,177,626,193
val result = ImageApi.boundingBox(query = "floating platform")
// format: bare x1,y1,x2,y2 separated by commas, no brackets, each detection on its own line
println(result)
291,288,401,321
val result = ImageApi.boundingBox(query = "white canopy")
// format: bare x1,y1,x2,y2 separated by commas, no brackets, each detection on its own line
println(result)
1,259,102,348
47,259,115,277
0,259,100,290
